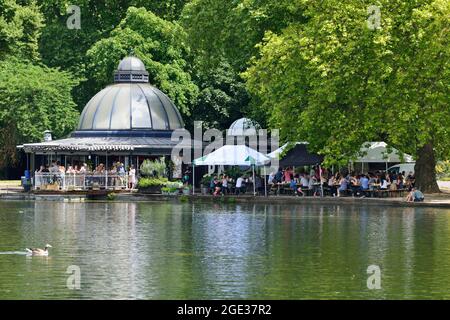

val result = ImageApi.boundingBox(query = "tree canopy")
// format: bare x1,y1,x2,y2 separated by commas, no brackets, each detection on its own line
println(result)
86,7,198,117
0,0,43,62
0,0,448,190
0,58,79,169
244,0,449,191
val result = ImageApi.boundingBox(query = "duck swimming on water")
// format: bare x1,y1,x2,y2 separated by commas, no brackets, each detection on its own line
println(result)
25,244,52,256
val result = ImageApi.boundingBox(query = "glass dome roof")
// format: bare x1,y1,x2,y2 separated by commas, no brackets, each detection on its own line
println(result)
227,118,260,136
77,56,184,131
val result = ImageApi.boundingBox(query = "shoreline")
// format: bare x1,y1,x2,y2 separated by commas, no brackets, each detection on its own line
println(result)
1,191,450,208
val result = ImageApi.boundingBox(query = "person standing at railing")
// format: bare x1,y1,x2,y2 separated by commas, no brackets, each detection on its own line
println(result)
78,163,87,189
58,163,66,189
128,164,136,189
117,162,126,187
109,165,117,188
66,165,75,189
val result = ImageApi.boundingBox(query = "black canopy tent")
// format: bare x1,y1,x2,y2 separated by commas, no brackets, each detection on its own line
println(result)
279,144,324,167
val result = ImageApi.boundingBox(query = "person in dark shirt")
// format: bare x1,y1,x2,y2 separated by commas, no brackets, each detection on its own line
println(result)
274,168,283,183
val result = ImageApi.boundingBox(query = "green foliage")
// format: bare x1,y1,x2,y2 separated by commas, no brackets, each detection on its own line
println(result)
244,0,450,173
107,192,116,201
436,161,450,179
0,58,79,168
181,0,306,71
38,0,189,109
138,177,168,188
189,59,248,130
180,0,306,129
162,181,181,193
0,0,44,62
165,180,183,189
227,197,236,204
200,174,212,186
224,167,246,180
179,195,189,202
86,7,198,116
139,157,166,177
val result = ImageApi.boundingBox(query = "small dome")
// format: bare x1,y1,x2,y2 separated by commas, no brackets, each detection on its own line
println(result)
115,56,149,83
117,56,146,71
228,118,260,136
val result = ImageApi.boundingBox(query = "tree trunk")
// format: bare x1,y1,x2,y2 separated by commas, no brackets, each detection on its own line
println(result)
414,142,440,193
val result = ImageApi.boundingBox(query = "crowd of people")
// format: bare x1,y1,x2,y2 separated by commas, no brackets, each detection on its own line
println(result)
266,166,424,201
207,174,264,196
199,166,425,201
35,160,137,189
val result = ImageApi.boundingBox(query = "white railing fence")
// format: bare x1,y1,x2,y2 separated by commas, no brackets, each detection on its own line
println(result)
33,173,131,191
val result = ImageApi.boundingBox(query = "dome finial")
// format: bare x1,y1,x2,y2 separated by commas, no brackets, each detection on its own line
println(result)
114,56,149,83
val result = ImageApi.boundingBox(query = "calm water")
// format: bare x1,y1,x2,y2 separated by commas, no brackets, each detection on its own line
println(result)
0,200,450,299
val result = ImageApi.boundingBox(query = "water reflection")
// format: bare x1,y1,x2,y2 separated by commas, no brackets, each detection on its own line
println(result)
0,200,449,299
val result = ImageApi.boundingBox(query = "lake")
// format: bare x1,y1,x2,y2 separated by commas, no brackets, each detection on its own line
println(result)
0,200,449,299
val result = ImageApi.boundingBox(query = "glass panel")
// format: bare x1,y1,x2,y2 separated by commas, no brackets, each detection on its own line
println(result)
110,84,131,130
79,87,110,130
140,85,169,130
131,85,152,128
153,88,182,129
92,86,118,130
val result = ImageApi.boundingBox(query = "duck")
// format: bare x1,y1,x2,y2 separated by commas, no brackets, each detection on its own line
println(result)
25,244,52,256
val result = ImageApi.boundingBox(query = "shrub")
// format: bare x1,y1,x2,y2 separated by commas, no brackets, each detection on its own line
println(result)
138,177,168,188
436,161,450,180
165,181,183,189
201,174,212,186
107,193,116,201
140,157,166,177
227,197,236,203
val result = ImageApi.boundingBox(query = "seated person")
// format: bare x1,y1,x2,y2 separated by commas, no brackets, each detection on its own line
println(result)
274,168,283,183
360,175,369,191
406,188,425,202
235,176,245,195
337,177,348,197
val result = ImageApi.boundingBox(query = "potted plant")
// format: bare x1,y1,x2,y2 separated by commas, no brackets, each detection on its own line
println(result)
182,185,192,195
200,174,212,195
161,186,170,195
140,157,166,177
165,181,182,195
137,177,168,194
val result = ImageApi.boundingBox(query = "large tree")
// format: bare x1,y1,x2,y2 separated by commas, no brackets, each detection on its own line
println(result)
180,0,307,129
0,0,43,62
85,7,198,118
0,58,79,171
38,0,189,109
0,0,79,174
244,0,449,192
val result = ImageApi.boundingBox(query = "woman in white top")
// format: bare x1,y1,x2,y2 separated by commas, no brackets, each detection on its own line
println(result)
380,177,389,189
128,165,136,189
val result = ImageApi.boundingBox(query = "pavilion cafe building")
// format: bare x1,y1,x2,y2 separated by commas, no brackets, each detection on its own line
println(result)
19,56,186,190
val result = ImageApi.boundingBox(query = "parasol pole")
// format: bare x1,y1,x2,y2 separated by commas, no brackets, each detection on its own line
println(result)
264,165,267,197
319,164,324,197
192,163,195,195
